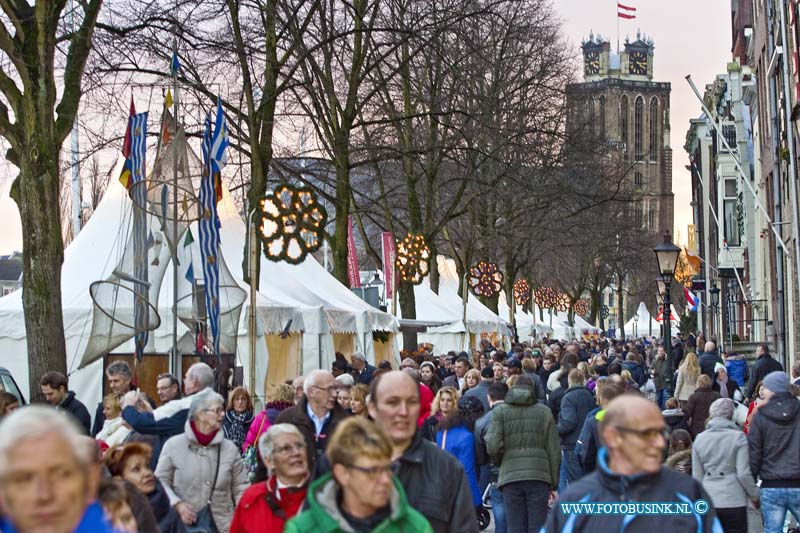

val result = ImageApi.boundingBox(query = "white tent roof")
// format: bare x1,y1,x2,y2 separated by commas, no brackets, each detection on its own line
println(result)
496,292,553,338
623,301,676,338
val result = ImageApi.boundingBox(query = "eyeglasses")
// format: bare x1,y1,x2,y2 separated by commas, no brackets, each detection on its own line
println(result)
614,426,669,442
312,385,338,394
274,442,306,455
346,463,393,479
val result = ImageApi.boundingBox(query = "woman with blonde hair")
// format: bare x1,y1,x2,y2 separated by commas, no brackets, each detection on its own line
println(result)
349,383,369,417
461,368,481,395
422,386,459,442
675,352,701,407
223,387,254,450
96,392,130,448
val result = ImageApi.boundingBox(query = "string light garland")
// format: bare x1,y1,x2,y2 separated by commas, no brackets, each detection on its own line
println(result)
256,184,327,264
513,279,531,306
534,286,557,309
468,261,504,298
395,233,431,285
573,298,590,317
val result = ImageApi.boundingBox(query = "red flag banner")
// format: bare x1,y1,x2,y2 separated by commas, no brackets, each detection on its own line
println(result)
618,2,636,19
347,215,361,288
381,232,395,299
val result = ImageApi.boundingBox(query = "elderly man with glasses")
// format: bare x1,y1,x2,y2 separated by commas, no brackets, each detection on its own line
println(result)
544,394,722,532
155,373,182,405
276,369,349,470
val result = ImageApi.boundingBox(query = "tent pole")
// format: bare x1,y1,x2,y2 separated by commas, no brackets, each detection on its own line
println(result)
248,210,258,396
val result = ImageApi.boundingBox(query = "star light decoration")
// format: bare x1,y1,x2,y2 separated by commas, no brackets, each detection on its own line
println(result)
600,304,610,319
573,299,590,317
513,279,531,306
256,184,327,264
468,261,504,298
534,286,557,309
555,291,571,312
395,233,431,285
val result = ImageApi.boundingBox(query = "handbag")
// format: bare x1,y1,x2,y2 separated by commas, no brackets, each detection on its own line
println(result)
186,447,221,533
243,415,268,482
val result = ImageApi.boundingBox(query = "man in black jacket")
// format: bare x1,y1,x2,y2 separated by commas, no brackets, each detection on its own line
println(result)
349,352,376,385
39,371,91,434
698,341,723,381
747,371,800,532
474,382,508,533
545,395,721,532
746,344,784,400
556,369,596,491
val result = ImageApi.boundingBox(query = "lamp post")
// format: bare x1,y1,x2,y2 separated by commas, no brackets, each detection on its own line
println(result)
654,232,681,398
656,277,666,340
709,282,720,340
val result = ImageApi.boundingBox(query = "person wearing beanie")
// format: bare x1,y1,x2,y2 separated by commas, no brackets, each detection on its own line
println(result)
748,371,800,532
712,363,740,401
692,398,759,533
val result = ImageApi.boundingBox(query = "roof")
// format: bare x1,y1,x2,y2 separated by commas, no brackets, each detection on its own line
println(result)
0,252,22,282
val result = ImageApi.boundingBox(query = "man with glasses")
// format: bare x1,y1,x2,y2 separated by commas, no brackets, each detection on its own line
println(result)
286,417,432,532
155,373,181,405
91,360,136,437
544,394,721,532
276,369,348,470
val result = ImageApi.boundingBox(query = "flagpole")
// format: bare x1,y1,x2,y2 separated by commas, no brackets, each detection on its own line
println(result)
171,36,180,380
616,1,620,54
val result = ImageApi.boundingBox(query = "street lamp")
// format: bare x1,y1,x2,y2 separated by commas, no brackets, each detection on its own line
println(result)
654,232,681,398
709,282,720,340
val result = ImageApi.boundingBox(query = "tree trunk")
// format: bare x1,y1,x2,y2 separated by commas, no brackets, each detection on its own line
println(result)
331,135,352,286
11,149,67,399
616,272,626,335
398,281,417,351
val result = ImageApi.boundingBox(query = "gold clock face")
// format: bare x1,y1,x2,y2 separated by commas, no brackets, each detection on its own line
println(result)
630,51,647,75
585,52,600,75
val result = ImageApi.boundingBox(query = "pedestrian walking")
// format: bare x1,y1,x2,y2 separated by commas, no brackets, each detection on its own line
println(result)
686,374,721,439
436,395,485,510
556,369,595,491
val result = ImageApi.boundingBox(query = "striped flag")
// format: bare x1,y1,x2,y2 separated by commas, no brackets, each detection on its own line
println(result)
199,110,222,354
684,287,699,312
128,111,149,362
210,98,229,202
618,2,636,19
118,98,136,190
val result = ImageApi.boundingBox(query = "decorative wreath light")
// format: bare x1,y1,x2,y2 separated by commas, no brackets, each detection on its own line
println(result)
395,233,431,285
468,261,504,298
513,279,531,306
555,291,571,312
257,184,327,264
573,299,590,317
534,286,557,309
600,304,610,319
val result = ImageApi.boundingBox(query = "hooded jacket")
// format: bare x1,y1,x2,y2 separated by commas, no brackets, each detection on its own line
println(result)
692,417,759,508
544,448,722,533
556,386,596,450
486,385,560,489
748,392,800,487
685,386,721,439
285,473,433,533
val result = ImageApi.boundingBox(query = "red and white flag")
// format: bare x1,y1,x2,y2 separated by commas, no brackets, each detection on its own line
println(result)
618,2,636,19
346,215,361,288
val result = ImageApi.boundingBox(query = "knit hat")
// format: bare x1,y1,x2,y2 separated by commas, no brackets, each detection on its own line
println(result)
480,366,494,379
708,398,735,420
714,362,726,375
762,371,791,395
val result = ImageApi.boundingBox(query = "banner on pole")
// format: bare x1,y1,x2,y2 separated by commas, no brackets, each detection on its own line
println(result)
381,232,395,299
347,215,361,288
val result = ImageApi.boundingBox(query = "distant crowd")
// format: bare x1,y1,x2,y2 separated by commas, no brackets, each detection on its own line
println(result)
1,333,799,533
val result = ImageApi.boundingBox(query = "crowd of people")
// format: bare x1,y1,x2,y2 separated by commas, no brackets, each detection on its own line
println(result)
0,335,799,533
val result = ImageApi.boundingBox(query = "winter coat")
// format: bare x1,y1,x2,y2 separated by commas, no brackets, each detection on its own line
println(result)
222,409,253,450
747,354,784,399
486,385,560,490
436,424,482,506
285,473,433,533
712,377,740,400
463,380,492,413
698,352,723,381
685,386,721,439
58,391,92,435
351,362,376,385
674,367,700,402
622,360,647,388
724,355,749,393
575,407,602,473
545,448,721,532
556,385,596,449
652,357,668,390
241,401,293,452
748,392,800,487
692,417,759,508
665,449,692,476
155,419,249,533
474,406,499,481
147,479,187,533
95,416,131,448
662,408,688,434
313,429,478,533
418,383,434,428
229,475,307,533
275,397,349,470
121,394,195,465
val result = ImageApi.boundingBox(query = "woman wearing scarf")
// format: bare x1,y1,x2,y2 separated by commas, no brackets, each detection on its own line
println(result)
223,387,255,451
712,363,741,401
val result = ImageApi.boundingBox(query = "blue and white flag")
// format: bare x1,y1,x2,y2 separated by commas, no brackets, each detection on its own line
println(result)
129,112,149,362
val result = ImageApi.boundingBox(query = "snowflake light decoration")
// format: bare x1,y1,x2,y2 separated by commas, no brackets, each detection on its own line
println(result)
468,261,504,298
257,184,327,264
573,299,590,317
555,291,571,312
395,233,431,285
534,286,557,309
513,279,531,306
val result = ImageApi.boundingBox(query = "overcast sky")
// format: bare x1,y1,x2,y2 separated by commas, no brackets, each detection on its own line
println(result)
0,0,731,255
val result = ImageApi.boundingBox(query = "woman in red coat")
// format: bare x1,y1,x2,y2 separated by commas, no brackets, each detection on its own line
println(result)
230,424,310,532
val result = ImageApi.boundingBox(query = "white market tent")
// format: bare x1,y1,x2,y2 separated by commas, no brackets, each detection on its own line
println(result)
496,292,554,340
622,301,677,339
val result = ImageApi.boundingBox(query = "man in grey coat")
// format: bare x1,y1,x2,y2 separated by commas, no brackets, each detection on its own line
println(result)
692,398,759,533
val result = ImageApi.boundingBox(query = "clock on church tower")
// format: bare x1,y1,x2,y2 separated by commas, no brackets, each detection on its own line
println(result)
585,51,600,76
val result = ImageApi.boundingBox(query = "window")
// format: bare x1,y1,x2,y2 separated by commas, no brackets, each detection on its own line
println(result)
648,202,657,229
588,97,595,136
634,203,643,227
634,96,644,160
620,95,629,157
634,171,643,189
599,96,606,139
723,178,740,246
721,124,737,149
649,98,658,161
